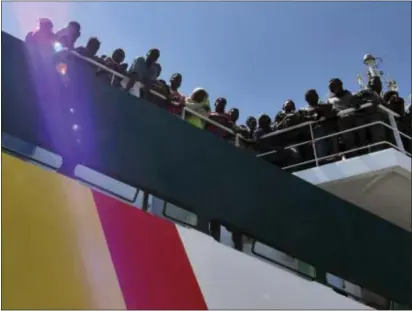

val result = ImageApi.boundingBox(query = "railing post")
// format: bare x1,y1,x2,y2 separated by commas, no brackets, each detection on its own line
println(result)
309,123,319,167
110,73,115,86
388,114,405,152
181,107,186,120
235,134,240,147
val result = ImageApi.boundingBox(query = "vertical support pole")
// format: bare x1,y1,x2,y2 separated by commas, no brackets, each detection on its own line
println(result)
388,114,405,152
309,123,319,166
235,134,240,147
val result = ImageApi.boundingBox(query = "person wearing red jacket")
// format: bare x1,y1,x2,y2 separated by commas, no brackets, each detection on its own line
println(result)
168,73,185,116
207,97,231,138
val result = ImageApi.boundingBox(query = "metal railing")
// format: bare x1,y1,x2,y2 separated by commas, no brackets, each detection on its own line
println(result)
71,52,239,145
256,103,411,170
70,52,411,172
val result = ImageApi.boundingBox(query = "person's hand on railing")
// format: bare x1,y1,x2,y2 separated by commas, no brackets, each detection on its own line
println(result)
151,79,170,97
169,93,185,107
232,124,249,138
352,96,362,110
124,72,138,92
314,113,322,121
302,112,320,122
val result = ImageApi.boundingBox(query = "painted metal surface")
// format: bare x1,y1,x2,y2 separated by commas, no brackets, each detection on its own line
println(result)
2,153,371,309
1,153,205,310
177,226,370,310
294,148,412,231
2,153,126,309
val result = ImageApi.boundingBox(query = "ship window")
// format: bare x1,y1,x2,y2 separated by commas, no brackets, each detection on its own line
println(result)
163,201,198,227
74,164,138,203
1,132,62,171
251,240,316,279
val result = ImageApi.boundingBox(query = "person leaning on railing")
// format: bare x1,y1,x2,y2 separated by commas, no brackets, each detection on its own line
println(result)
254,114,300,168
274,100,300,130
96,48,128,87
300,89,339,162
227,108,246,145
75,37,101,59
243,116,257,140
207,97,232,138
354,76,388,152
273,100,308,161
146,63,173,110
384,90,406,117
25,18,54,45
125,48,160,96
227,108,252,148
168,73,185,116
234,116,257,151
184,88,211,129
55,21,81,51
25,18,57,62
326,78,364,158
254,114,274,151
383,90,410,151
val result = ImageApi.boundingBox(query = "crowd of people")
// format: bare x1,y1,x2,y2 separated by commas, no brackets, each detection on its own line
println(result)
26,18,412,172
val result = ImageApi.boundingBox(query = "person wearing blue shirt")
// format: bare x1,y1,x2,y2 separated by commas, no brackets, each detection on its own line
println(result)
125,48,160,92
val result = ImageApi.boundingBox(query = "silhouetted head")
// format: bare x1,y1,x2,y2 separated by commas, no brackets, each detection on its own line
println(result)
112,49,125,64
170,73,182,90
67,21,81,40
329,78,344,96
283,100,296,113
228,108,239,123
86,37,101,57
246,116,257,131
258,114,271,128
258,114,272,128
214,97,227,113
146,48,160,65
38,18,53,33
305,89,319,107
383,90,399,104
384,91,405,115
368,76,383,94
190,88,209,103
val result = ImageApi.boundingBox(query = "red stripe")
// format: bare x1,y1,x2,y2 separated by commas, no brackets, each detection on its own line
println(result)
92,191,208,310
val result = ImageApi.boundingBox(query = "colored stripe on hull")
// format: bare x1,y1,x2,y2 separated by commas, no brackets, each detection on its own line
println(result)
1,153,126,309
2,153,207,309
93,191,208,310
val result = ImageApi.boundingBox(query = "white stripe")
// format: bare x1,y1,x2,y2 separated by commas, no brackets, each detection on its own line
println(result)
176,226,370,309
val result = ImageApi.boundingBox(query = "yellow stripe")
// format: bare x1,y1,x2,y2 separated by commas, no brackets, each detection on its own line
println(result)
1,153,126,309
